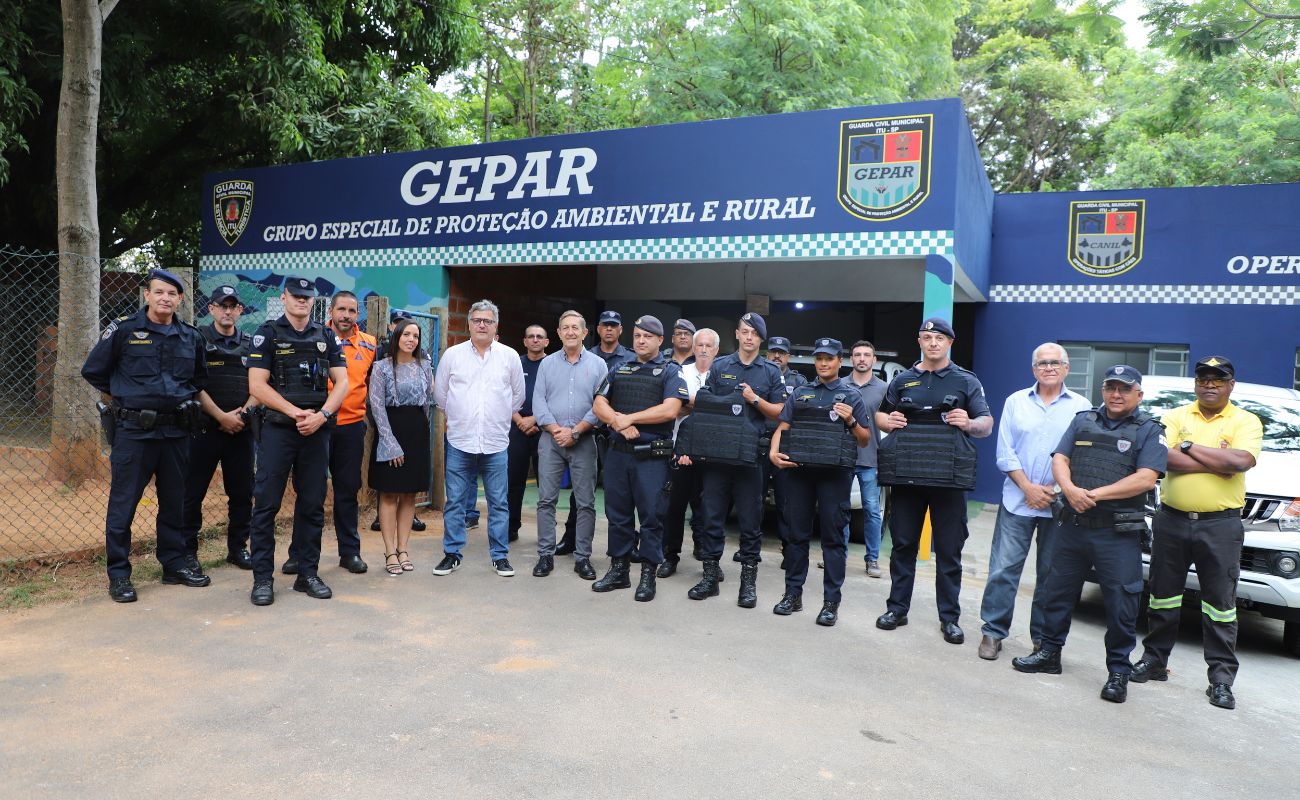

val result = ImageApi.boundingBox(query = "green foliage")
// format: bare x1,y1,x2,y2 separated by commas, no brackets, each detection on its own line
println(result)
1144,0,1300,61
0,4,39,186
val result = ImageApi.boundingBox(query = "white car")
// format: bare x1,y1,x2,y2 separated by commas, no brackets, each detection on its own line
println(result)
1140,376,1300,657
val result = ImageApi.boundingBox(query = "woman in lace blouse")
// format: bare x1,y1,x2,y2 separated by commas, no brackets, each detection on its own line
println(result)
368,320,435,575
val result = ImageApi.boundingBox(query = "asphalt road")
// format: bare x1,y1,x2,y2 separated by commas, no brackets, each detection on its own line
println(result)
1,504,1296,800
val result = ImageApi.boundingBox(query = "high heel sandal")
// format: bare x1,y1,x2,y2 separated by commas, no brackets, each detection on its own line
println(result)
384,552,402,576
398,550,414,572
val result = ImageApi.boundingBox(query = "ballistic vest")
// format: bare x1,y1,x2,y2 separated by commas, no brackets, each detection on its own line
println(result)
201,326,251,411
678,390,760,464
780,402,857,468
270,324,331,409
608,362,673,438
1068,410,1155,517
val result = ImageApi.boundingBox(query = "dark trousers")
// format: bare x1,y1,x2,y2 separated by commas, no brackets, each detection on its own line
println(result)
1037,522,1143,673
604,449,668,564
250,421,330,581
312,420,365,559
659,460,703,564
1141,510,1244,685
763,459,793,546
508,427,541,535
104,432,190,578
182,425,254,556
784,467,853,603
886,485,969,622
698,461,764,564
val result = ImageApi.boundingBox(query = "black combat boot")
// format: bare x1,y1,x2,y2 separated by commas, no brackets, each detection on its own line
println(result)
737,562,759,608
688,560,721,600
634,563,657,602
592,557,631,592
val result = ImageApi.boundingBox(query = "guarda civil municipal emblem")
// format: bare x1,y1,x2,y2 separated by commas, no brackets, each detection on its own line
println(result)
1068,200,1145,277
838,114,933,221
213,180,254,246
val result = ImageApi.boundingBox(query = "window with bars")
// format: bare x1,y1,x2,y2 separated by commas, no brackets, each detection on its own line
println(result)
1294,348,1300,391
1150,347,1188,377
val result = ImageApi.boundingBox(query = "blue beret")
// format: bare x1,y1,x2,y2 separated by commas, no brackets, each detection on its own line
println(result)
147,269,185,294
740,311,767,340
633,315,664,336
918,317,955,338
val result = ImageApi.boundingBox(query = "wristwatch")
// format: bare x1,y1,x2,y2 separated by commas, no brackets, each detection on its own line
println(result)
572,428,583,441
320,408,334,422
846,417,859,429
1179,440,1193,454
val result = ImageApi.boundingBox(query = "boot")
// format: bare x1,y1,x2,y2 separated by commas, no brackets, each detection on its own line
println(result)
592,557,631,592
737,562,758,608
688,560,721,600
1011,647,1063,675
634,563,657,602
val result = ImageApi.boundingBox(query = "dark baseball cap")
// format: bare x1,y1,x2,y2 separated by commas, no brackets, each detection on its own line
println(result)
598,310,622,326
146,268,185,294
1194,356,1234,379
208,285,240,305
1102,364,1141,386
918,317,955,338
284,276,317,297
633,315,664,336
390,309,413,322
812,338,842,357
739,311,767,340
767,336,793,353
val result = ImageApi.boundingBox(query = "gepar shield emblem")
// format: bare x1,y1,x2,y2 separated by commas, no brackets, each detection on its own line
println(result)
838,114,933,221
316,341,327,353
213,179,254,246
731,404,743,416
1068,199,1145,277
1117,440,1132,453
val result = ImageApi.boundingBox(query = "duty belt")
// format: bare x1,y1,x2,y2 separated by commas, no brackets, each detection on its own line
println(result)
1062,511,1115,529
1160,505,1241,521
115,408,181,427
610,438,672,458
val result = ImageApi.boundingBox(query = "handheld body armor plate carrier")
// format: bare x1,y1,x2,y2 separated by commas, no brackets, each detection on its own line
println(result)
677,390,760,465
878,396,977,490
780,402,857,468
272,328,330,411
1067,410,1154,519
608,365,673,439
202,327,252,411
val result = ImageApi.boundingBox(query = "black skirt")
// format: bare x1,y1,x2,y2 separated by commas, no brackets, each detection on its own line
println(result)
369,406,431,494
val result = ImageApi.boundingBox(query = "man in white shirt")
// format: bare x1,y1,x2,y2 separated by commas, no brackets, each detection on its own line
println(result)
659,327,719,576
432,299,526,577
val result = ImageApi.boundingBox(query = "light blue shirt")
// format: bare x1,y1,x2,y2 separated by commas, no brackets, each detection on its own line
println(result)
532,347,606,429
996,384,1091,517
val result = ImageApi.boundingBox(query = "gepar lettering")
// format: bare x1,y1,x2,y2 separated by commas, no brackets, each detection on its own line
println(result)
401,148,597,206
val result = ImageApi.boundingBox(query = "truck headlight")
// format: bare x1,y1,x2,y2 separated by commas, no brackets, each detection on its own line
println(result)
1274,552,1300,579
1280,499,1300,532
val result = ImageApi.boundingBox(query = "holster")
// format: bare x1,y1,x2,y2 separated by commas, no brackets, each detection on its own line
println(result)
1112,510,1149,535
97,401,116,447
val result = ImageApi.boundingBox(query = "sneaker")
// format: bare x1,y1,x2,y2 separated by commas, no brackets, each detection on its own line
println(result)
866,560,882,578
432,553,462,575
494,558,516,577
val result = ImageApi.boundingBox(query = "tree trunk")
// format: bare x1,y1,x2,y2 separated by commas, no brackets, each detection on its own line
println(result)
50,0,110,484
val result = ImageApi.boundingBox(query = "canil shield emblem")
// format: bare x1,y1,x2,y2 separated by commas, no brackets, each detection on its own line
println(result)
838,114,933,221
213,180,254,246
731,404,743,416
1117,440,1132,453
1068,200,1145,277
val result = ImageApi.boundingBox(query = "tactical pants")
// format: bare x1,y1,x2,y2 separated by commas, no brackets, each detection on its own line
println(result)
1037,521,1143,673
658,459,703,564
182,425,254,557
507,426,541,536
249,422,330,581
762,458,793,547
604,449,667,564
698,461,765,564
784,466,853,603
105,430,190,578
1140,508,1244,685
886,485,969,622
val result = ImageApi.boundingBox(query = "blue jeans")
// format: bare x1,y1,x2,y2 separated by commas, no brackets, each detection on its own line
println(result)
442,444,510,560
979,505,1057,641
842,466,883,561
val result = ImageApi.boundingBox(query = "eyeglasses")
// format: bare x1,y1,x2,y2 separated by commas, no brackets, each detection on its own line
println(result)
1195,377,1229,388
469,317,497,327
1034,360,1066,370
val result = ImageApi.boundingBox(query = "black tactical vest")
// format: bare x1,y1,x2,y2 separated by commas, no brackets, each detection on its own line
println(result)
1068,410,1154,516
202,326,251,411
271,331,331,409
780,402,857,468
608,365,672,437
677,390,760,464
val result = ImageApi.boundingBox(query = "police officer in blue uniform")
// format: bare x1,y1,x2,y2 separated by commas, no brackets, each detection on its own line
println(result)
245,277,348,606
82,269,211,602
684,312,787,607
770,338,871,626
763,335,806,564
1012,365,1166,704
591,315,688,601
874,317,993,644
182,285,259,571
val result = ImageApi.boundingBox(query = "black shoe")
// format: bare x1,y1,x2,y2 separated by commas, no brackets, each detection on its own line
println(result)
731,551,743,563
108,577,137,603
574,558,597,580
1011,648,1062,674
432,553,462,575
634,563,657,602
875,611,909,630
554,540,575,556
593,558,631,592
493,558,516,577
737,562,758,609
940,621,965,645
161,566,212,588
687,560,722,600
1101,672,1129,703
533,556,554,577
816,601,840,627
293,575,333,599
508,530,519,543
773,594,803,615
1206,683,1236,710
466,517,480,530
411,516,426,532
226,549,253,570
1129,657,1168,683
370,518,381,532
281,558,299,575
185,554,202,572
250,579,274,606
339,555,368,574
656,560,677,579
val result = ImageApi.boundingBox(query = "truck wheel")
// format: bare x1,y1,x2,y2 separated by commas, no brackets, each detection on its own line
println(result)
1285,621,1300,658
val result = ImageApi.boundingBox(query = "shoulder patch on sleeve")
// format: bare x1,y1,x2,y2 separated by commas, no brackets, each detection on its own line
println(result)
100,321,119,340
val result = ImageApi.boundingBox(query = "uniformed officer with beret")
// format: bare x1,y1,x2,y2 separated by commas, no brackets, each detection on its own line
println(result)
245,276,348,606
82,268,211,602
181,285,259,571
662,318,697,366
874,317,993,644
764,335,806,562
590,315,688,601
1013,365,1166,704
770,338,871,626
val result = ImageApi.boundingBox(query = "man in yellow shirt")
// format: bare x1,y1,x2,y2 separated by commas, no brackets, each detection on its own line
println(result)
1130,356,1262,711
